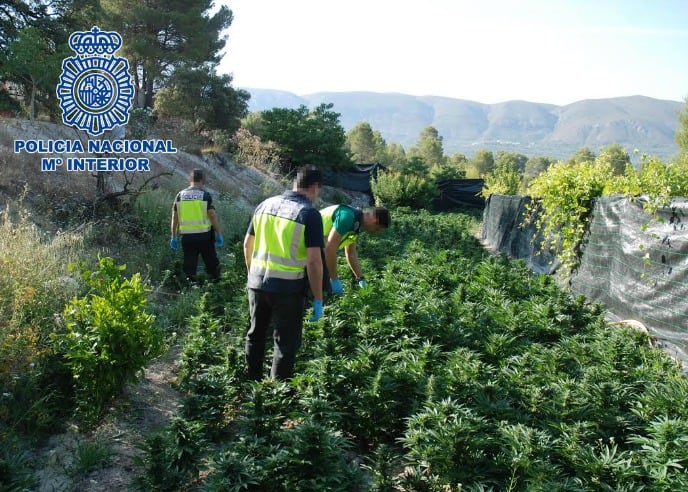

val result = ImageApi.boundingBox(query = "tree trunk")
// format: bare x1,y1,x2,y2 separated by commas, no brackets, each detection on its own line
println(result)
144,74,154,109
29,77,36,120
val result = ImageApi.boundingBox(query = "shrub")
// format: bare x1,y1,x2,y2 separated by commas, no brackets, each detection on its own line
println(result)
54,257,164,423
0,205,83,434
231,127,282,175
371,170,438,208
527,160,611,272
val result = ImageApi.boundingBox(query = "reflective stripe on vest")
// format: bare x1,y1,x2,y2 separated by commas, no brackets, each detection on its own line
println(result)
321,204,360,249
178,190,211,234
250,197,309,281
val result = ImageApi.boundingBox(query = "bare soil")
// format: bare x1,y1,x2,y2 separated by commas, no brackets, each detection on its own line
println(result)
31,344,182,492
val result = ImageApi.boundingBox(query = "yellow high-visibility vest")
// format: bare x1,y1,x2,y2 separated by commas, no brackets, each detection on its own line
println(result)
250,195,309,283
177,188,211,234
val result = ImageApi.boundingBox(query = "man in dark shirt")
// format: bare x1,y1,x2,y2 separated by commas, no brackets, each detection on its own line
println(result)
243,166,324,380
170,169,224,282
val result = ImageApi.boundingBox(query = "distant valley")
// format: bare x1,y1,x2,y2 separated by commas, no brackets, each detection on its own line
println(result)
244,89,683,161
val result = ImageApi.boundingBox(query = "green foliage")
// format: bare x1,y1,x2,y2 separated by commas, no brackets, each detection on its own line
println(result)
54,257,164,423
383,142,408,169
176,299,244,436
158,208,688,491
203,380,363,491
496,151,529,173
482,155,523,196
523,155,556,186
618,156,688,213
101,0,233,108
71,439,113,476
566,146,596,165
370,169,438,209
0,434,36,490
596,143,630,176
466,148,495,178
527,160,612,272
256,103,350,173
407,126,446,168
429,161,466,181
127,107,154,139
135,418,207,491
528,154,688,272
154,65,249,133
346,121,388,164
1,26,69,119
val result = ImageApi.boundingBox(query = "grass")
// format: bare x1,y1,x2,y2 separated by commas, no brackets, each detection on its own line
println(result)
71,439,113,476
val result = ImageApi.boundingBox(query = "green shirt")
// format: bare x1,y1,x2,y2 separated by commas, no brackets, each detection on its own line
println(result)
321,205,362,249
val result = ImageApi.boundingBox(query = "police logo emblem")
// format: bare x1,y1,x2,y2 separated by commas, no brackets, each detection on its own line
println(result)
57,27,134,136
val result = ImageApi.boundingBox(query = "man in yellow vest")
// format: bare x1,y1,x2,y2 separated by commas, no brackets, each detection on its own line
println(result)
170,169,224,282
243,166,325,380
321,205,390,295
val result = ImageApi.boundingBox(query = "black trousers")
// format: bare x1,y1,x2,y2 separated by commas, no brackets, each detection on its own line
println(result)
181,234,220,280
246,288,305,380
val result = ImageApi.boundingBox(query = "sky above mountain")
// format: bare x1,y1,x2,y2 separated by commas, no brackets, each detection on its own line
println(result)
217,0,688,106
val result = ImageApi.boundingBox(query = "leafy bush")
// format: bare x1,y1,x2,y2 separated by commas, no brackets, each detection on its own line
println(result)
54,257,164,423
371,169,438,208
231,128,282,175
527,160,612,272
482,157,522,196
527,156,688,273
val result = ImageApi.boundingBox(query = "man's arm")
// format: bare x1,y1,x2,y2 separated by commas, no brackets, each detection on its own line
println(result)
208,209,222,235
344,243,364,279
243,233,254,272
324,228,342,280
306,246,323,301
170,205,179,236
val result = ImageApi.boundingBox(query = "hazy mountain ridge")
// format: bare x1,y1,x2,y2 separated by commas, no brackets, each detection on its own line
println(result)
245,89,683,160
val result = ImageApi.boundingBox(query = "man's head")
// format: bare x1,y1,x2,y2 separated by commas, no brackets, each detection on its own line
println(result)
362,207,390,233
190,169,205,185
293,165,322,202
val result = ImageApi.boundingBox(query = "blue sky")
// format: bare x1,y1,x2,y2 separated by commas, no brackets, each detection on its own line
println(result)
217,0,688,105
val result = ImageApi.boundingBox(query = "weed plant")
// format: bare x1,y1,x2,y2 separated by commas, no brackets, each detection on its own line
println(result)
142,207,688,491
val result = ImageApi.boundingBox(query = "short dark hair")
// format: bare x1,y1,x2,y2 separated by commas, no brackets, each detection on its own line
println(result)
190,169,205,182
373,207,390,228
295,165,322,189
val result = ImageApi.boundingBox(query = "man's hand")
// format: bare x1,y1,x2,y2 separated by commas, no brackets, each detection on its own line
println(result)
170,236,180,250
309,300,324,321
215,233,224,248
330,278,344,295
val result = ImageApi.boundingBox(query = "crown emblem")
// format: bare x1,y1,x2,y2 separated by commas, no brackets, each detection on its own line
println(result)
69,27,122,57
57,26,134,136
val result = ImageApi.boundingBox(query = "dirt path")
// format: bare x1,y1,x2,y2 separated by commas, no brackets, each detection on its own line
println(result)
33,344,183,491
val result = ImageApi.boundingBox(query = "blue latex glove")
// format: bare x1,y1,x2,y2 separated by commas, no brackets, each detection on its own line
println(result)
330,278,344,295
309,300,323,321
215,233,224,248
358,279,368,288
169,236,180,250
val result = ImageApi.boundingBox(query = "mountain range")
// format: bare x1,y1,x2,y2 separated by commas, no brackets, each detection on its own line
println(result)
244,89,684,161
